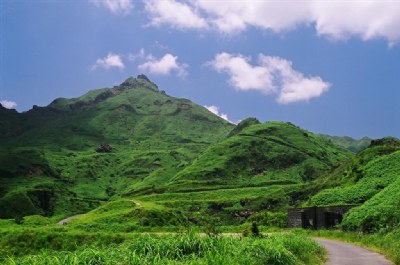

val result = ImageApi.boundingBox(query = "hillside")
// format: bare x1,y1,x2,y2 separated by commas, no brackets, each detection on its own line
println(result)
0,75,234,218
309,138,400,232
169,120,351,192
318,134,372,153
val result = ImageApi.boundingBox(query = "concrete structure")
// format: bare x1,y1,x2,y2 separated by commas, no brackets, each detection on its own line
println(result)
287,205,356,229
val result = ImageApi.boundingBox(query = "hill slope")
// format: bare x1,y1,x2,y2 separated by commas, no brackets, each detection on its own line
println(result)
309,138,400,232
0,75,234,218
318,134,372,153
168,121,352,192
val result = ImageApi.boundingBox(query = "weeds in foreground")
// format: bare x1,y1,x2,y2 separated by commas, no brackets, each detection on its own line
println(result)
2,233,325,265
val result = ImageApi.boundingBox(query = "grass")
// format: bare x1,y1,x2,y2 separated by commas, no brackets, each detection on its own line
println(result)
0,75,233,218
1,233,325,265
170,121,351,191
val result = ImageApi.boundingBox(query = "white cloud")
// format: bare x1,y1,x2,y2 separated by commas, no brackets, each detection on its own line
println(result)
204,105,233,123
209,53,275,93
209,52,330,104
144,0,400,44
128,48,146,61
138,53,188,78
311,2,400,45
196,1,310,34
0,100,17,109
144,0,208,29
89,0,134,15
92,52,125,70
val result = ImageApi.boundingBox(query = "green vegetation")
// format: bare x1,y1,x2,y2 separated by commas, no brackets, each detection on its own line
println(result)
0,231,325,265
169,121,350,191
318,134,371,153
1,76,399,264
0,75,233,218
309,138,400,233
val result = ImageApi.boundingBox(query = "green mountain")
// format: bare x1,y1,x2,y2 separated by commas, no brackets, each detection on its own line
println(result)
318,134,372,153
0,75,233,218
64,120,353,229
4,75,397,233
309,137,400,232
169,120,351,192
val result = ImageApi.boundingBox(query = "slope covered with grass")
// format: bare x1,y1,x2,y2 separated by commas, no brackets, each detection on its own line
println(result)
0,75,234,218
318,134,372,153
309,138,400,232
169,121,351,192
310,138,400,206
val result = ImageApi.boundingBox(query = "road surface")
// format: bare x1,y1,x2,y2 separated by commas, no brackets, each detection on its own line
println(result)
314,238,392,265
57,214,82,225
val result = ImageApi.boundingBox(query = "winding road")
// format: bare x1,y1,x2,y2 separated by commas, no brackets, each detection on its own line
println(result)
314,238,392,265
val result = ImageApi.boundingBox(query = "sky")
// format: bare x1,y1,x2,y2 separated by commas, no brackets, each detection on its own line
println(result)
1,0,399,139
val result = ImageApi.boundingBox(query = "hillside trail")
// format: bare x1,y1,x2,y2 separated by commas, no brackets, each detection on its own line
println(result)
58,200,142,225
57,214,82,225
314,238,392,265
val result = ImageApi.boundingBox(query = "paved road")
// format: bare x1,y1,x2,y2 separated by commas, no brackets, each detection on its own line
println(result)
314,238,392,265
57,214,82,225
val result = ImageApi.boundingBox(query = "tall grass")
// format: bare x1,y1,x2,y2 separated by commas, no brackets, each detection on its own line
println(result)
2,233,325,265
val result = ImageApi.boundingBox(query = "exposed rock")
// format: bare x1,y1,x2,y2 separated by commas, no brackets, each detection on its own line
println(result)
370,137,400,147
228,117,260,137
233,210,253,218
137,74,151,82
95,143,112,153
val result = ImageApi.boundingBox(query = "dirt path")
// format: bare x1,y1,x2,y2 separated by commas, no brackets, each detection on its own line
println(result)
57,214,82,225
314,238,392,265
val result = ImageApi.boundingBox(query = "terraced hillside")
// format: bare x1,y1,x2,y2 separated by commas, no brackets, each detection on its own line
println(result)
0,75,233,218
168,120,351,192
309,138,400,232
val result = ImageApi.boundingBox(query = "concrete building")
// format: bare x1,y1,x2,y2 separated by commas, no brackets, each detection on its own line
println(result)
287,205,356,229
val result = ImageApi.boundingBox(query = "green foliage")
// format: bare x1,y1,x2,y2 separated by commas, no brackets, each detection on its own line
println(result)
318,134,372,153
309,139,400,233
0,75,233,218
227,117,260,137
251,222,261,237
342,176,400,233
170,121,351,191
1,233,325,265
247,211,288,228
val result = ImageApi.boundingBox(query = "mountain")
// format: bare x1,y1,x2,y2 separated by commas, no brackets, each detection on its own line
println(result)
318,134,372,153
309,137,400,232
0,75,234,218
67,120,353,229
168,121,352,192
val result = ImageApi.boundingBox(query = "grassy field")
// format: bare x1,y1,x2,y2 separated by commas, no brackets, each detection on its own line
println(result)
0,229,325,265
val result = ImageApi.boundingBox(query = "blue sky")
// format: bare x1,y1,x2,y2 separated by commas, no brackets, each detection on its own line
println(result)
1,0,399,138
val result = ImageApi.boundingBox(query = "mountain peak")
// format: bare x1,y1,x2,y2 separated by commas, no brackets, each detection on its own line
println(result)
137,74,151,82
119,74,158,91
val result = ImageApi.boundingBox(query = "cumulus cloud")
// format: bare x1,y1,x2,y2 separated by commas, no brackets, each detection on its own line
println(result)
145,0,207,30
92,52,125,70
138,53,188,78
204,105,233,123
144,0,400,44
89,0,134,15
209,52,330,104
209,53,275,93
0,100,17,109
